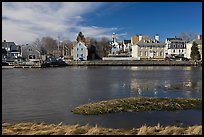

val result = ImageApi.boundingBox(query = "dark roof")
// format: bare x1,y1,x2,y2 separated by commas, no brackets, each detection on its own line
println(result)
2,42,16,48
166,38,183,41
124,40,131,44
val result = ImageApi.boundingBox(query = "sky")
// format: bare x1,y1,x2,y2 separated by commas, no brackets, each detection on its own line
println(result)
2,2,202,45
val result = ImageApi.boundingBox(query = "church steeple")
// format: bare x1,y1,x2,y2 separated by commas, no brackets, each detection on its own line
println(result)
112,33,116,43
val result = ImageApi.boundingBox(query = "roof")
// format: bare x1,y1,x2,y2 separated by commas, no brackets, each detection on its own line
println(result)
166,38,183,41
73,41,87,49
123,40,131,44
2,42,16,48
135,37,165,46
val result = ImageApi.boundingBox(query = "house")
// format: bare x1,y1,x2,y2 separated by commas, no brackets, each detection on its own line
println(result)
122,40,131,54
72,41,88,61
110,33,122,54
132,34,166,60
21,44,42,65
164,37,187,59
2,40,21,63
186,35,202,60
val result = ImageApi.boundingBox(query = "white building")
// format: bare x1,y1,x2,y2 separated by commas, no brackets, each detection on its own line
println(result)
164,38,187,58
72,42,88,61
110,33,121,54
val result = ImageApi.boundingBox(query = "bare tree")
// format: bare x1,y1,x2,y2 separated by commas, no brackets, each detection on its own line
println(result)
177,32,198,42
32,38,47,55
95,37,111,58
41,37,57,55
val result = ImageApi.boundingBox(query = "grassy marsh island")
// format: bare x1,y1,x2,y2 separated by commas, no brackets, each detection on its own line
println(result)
2,122,202,135
71,97,202,115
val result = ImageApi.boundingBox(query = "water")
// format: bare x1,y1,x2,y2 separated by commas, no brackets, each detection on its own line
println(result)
2,66,202,128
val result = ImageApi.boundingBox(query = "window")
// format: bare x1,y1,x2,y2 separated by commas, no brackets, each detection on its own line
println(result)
160,51,163,56
81,48,83,51
150,46,152,49
77,54,78,57
179,49,181,53
77,48,79,51
182,49,183,53
173,50,175,53
29,48,32,52
81,54,83,57
145,51,147,56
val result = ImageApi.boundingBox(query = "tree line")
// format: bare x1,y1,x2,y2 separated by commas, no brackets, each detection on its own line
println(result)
31,32,111,59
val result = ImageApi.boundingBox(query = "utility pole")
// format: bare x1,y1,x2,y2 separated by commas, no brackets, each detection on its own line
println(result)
58,35,60,58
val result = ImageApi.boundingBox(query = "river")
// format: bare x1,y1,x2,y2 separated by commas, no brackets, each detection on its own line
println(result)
2,66,202,128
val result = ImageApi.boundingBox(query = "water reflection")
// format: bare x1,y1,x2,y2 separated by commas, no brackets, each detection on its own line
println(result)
128,71,202,98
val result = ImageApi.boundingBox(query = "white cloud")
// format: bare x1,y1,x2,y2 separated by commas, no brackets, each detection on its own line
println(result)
2,2,122,45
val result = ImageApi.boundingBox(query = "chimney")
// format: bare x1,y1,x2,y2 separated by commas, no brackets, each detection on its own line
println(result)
139,34,142,41
198,35,202,40
155,34,159,41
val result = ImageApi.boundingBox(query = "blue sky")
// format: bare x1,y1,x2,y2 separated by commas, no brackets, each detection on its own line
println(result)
2,2,202,44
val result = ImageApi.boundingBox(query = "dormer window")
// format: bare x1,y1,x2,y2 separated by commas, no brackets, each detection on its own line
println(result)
29,48,32,52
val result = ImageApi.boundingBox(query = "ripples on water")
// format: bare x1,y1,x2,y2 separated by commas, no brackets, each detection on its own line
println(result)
2,66,202,128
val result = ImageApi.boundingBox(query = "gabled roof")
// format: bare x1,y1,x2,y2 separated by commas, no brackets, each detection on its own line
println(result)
73,41,87,49
22,44,41,53
2,41,16,48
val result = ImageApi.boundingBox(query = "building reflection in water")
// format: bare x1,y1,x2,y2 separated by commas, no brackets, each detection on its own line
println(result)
129,78,202,98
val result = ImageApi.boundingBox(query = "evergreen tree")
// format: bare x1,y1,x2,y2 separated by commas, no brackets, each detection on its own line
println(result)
76,32,86,44
190,41,201,61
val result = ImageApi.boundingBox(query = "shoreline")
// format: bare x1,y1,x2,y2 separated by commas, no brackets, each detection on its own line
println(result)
2,122,202,135
66,60,202,66
2,60,202,69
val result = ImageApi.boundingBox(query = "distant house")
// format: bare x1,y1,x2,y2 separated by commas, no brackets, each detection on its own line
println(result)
132,34,165,60
22,44,42,65
186,35,202,60
122,40,131,54
164,37,187,59
110,33,121,54
72,41,88,61
2,40,21,62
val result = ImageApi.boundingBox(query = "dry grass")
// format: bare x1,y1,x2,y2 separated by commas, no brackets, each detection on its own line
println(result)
71,97,202,115
2,122,202,135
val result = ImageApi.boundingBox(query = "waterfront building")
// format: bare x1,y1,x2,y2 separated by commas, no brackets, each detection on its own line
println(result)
186,35,202,60
122,40,131,54
164,37,187,59
132,34,165,60
110,33,122,54
72,41,88,61
21,44,42,65
2,40,21,63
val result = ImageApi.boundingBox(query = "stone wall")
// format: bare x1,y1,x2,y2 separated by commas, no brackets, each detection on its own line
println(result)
66,60,200,66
